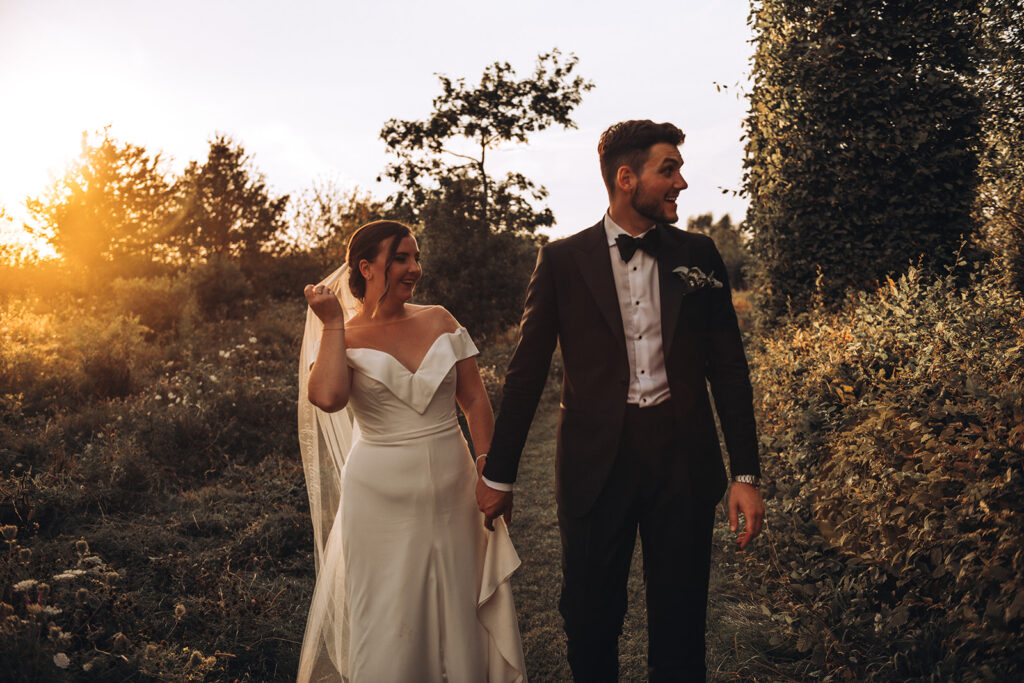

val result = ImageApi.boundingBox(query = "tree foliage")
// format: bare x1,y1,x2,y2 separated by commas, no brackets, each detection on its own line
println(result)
686,213,751,290
744,1,982,324
381,49,592,232
380,50,593,335
275,180,385,272
26,130,176,273
170,135,289,265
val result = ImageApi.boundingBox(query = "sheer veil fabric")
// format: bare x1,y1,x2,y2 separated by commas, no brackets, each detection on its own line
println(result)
297,264,361,682
296,264,526,682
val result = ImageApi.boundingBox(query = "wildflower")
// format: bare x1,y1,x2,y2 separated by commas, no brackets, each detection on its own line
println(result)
209,374,218,382
104,571,120,585
249,336,257,344
42,606,62,616
48,624,63,640
53,653,70,669
13,579,37,592
174,603,186,619
75,539,89,555
188,650,205,667
81,555,103,567
1,525,17,540
75,588,89,604
36,582,50,600
155,395,162,400
18,547,31,562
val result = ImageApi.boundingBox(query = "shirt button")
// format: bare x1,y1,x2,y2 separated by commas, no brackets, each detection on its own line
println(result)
633,266,637,271
641,398,647,403
638,335,642,340
640,370,645,374
635,301,640,306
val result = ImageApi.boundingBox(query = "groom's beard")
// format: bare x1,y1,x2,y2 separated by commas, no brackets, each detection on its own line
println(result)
631,179,678,225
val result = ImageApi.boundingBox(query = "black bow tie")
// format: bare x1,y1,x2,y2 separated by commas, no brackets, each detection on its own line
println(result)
615,229,660,263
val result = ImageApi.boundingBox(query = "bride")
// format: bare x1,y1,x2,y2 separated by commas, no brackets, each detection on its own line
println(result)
296,220,526,682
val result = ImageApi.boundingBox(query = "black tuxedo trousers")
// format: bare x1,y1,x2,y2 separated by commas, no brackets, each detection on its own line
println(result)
559,401,716,681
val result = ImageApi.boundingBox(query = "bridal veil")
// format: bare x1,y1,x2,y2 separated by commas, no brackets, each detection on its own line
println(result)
296,264,360,682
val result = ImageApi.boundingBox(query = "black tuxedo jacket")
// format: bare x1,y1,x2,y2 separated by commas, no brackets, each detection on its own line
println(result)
485,220,760,517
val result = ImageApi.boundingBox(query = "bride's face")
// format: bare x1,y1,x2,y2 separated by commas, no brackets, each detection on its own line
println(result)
363,235,421,303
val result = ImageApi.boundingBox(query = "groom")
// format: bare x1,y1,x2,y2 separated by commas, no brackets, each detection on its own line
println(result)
477,120,764,681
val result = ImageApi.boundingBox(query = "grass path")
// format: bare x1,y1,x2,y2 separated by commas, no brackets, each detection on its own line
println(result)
508,383,791,682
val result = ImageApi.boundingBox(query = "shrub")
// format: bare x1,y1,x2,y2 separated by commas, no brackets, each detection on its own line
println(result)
750,263,1023,677
186,258,252,321
243,251,328,301
108,275,193,336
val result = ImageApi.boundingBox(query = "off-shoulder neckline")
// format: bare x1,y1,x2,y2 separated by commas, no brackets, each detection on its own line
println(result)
346,326,468,375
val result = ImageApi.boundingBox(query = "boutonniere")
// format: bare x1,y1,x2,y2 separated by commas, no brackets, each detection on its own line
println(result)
673,265,723,295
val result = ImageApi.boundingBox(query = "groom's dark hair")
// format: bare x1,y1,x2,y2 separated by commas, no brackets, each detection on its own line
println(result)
598,120,685,194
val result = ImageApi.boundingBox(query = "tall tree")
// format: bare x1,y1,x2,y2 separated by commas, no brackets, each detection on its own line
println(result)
171,135,288,265
379,50,593,334
26,130,176,272
744,1,981,323
381,49,591,232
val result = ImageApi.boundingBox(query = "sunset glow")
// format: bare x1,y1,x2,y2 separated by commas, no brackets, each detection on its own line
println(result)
1,1,754,253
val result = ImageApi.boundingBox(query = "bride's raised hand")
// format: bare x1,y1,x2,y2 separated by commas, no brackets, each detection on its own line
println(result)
304,284,345,327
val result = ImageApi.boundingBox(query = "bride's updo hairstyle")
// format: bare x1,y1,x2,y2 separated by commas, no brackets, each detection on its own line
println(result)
346,220,414,306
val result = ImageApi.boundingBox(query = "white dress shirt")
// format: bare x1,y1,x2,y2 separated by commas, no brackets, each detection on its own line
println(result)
603,213,671,407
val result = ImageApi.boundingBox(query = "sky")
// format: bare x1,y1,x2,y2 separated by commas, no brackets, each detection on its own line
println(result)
0,0,755,248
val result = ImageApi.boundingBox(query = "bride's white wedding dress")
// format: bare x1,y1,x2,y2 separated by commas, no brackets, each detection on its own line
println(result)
296,267,526,683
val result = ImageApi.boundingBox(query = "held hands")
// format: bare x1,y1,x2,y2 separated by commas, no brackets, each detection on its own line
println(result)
304,284,345,328
728,481,765,549
475,456,513,531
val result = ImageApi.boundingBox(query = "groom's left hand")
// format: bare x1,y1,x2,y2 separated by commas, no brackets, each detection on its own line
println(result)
728,482,765,549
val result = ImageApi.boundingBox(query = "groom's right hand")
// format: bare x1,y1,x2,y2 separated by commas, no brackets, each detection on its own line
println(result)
476,475,514,531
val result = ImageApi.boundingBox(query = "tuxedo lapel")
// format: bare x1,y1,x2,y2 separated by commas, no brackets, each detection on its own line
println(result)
571,221,626,348
656,224,689,357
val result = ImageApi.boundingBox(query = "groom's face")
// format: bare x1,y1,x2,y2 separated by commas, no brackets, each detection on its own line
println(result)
630,142,687,225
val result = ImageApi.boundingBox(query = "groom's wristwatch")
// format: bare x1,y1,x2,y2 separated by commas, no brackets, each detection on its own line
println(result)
733,475,760,487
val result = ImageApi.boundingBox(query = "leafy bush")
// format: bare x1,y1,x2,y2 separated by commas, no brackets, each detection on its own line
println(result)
108,275,194,335
750,263,1023,677
186,258,253,321
243,251,329,301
